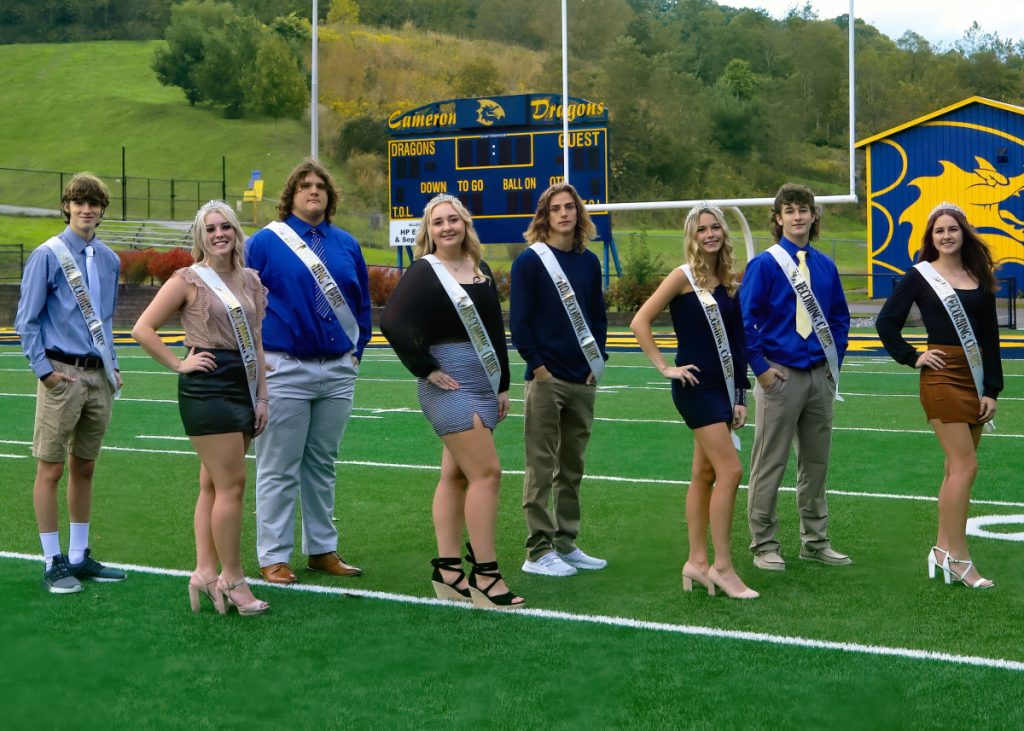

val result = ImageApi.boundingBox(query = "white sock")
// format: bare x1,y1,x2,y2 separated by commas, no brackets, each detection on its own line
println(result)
68,522,89,565
40,531,62,570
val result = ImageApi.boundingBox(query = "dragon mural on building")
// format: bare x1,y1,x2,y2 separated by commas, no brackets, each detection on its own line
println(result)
900,155,1024,267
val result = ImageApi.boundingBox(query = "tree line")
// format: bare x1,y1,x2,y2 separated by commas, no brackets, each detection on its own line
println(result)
7,0,1024,215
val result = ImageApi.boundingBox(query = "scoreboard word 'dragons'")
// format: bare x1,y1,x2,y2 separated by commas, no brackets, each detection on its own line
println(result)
387,93,611,247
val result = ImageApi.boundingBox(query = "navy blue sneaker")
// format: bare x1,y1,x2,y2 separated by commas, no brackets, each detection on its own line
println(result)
43,554,83,594
69,548,127,582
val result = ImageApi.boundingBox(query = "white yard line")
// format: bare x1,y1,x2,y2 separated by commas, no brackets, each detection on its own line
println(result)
2,439,1022,508
1,549,1020,673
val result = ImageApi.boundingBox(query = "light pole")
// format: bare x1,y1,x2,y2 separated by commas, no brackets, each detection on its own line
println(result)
311,0,319,159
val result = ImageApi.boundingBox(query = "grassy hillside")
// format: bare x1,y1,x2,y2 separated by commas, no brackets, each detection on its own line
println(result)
0,41,311,214
0,36,867,265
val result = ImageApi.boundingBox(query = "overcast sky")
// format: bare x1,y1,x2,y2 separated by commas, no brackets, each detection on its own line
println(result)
715,1,1023,48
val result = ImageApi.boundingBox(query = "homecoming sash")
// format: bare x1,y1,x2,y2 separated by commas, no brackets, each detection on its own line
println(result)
529,242,605,382
424,255,501,396
767,244,844,402
265,221,360,348
43,237,119,396
680,265,741,450
914,261,995,432
190,264,259,408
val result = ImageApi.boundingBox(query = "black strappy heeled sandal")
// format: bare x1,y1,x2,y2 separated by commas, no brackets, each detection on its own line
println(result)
430,556,472,601
464,543,525,609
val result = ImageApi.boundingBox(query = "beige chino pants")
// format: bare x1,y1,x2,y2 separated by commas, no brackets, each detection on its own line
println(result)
747,361,836,555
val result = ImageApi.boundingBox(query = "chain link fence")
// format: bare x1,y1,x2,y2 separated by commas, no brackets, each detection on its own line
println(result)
0,165,226,221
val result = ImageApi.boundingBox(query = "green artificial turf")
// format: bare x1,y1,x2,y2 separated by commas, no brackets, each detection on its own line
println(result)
0,344,1022,729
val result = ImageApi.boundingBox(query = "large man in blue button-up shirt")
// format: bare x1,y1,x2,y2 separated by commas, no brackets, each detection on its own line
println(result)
15,172,127,593
246,159,371,585
739,184,851,572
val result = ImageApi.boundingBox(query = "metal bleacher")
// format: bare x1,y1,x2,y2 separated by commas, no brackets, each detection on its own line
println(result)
99,219,192,250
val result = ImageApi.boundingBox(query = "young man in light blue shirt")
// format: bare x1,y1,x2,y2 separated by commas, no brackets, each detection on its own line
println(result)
15,172,127,593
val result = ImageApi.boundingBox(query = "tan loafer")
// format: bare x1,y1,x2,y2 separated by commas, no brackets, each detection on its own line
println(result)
752,550,786,571
799,546,853,566
259,562,298,584
307,551,363,577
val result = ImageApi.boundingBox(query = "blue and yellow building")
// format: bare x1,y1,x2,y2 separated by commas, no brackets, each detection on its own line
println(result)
856,96,1024,298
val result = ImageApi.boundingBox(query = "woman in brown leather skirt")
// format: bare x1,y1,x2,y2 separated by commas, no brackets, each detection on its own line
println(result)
876,203,1003,589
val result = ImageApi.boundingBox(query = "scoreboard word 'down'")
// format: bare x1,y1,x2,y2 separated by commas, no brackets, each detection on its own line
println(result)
388,93,611,247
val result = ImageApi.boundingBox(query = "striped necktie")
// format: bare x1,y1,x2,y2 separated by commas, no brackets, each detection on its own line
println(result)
795,250,812,338
307,228,332,320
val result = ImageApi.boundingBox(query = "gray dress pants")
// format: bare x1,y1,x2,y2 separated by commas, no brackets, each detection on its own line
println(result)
256,351,358,567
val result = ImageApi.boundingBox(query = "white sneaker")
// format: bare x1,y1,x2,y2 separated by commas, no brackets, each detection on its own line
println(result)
557,548,607,570
521,552,577,577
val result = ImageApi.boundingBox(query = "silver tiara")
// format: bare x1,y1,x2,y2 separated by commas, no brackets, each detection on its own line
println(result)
929,201,964,218
424,194,460,214
686,201,725,223
198,199,229,215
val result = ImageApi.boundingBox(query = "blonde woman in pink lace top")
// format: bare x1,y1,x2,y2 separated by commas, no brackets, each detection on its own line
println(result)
133,201,270,616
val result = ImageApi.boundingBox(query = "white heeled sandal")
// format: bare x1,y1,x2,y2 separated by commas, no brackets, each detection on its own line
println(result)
926,546,950,583
944,556,994,589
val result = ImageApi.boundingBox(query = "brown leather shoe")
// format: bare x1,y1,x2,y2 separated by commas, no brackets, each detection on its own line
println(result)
260,562,298,584
307,551,363,577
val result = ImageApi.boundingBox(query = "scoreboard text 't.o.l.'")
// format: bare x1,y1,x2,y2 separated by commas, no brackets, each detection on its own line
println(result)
388,93,611,248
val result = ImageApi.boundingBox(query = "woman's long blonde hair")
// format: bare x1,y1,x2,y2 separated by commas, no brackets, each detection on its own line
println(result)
414,194,486,280
684,204,739,296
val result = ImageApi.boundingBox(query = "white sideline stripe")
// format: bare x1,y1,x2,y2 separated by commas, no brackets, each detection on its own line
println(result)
2,439,1023,508
0,391,179,404
846,370,1024,379
8,387,1024,421
0,549,1020,674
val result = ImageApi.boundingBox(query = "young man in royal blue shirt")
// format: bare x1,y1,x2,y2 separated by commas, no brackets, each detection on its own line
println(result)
16,173,127,593
246,159,371,585
511,183,609,577
739,183,851,571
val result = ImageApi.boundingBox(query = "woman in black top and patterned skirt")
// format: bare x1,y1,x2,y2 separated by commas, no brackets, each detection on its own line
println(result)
876,203,1002,589
631,204,757,599
381,195,523,608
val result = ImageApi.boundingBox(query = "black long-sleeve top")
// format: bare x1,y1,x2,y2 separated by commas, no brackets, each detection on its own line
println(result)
380,258,511,392
875,267,1003,398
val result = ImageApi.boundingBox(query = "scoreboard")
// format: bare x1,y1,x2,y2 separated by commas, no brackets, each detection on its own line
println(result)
387,93,611,248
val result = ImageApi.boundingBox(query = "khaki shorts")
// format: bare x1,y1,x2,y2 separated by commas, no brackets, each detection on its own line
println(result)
33,360,113,463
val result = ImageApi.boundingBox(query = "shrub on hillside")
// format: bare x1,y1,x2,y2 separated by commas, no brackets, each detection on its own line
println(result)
335,115,387,160
367,265,401,306
148,247,195,283
118,250,153,285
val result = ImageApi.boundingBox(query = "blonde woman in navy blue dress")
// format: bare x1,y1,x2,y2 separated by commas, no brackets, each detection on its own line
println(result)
631,204,757,599
381,195,523,609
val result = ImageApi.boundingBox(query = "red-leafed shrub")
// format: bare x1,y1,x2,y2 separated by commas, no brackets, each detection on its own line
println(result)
367,265,401,306
148,247,194,283
490,267,510,302
118,249,153,285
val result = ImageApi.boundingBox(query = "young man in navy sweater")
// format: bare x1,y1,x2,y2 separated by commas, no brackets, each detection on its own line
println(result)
510,183,609,577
